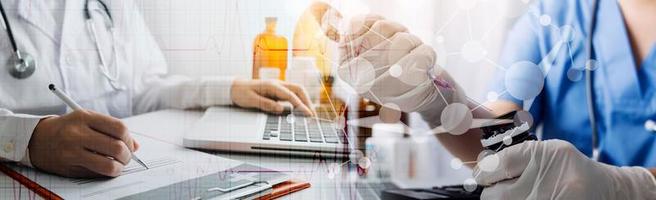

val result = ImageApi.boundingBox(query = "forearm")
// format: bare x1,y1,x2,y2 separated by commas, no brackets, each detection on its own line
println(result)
650,168,656,179
133,76,234,114
436,130,484,166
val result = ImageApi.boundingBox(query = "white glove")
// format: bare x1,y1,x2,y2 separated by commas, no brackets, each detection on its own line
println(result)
336,15,467,127
474,140,656,200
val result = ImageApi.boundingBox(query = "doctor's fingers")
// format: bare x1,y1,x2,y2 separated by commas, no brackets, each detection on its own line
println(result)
81,127,132,165
258,82,313,116
77,150,124,177
245,92,285,114
343,32,425,74
341,14,385,39
76,110,136,152
474,141,537,186
340,20,408,63
280,82,314,112
342,44,435,100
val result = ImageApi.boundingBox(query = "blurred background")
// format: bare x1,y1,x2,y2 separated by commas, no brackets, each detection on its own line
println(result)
137,0,533,186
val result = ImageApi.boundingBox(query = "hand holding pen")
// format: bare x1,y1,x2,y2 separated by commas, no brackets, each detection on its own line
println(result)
25,84,146,178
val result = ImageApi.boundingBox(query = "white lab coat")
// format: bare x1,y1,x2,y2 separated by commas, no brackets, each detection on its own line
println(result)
0,0,234,165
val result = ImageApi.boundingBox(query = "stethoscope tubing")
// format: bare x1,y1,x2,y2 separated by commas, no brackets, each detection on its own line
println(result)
586,0,601,161
1,0,124,90
0,0,19,55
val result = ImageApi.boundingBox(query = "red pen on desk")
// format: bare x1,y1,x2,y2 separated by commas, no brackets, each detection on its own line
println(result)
0,164,63,200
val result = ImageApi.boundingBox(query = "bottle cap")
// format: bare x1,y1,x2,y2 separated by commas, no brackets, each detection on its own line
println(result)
265,17,277,23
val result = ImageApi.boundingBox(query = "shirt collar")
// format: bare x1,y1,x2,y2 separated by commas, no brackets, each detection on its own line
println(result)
16,0,60,42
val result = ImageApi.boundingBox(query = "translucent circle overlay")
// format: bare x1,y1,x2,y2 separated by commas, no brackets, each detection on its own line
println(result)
441,103,473,135
477,149,495,159
450,158,464,170
513,110,534,128
645,120,656,131
463,178,478,192
567,68,583,82
461,41,487,63
487,91,499,102
505,61,545,100
389,64,403,78
351,150,365,161
358,157,372,169
380,103,402,123
539,15,552,26
585,59,600,71
477,150,500,172
502,135,513,145
286,114,295,124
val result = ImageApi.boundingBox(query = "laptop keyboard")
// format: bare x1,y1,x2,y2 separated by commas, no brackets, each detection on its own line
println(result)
262,115,348,144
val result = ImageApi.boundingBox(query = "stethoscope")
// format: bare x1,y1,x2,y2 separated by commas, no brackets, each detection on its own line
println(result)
1,0,125,91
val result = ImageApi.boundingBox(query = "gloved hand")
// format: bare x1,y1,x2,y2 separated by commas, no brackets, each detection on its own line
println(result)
336,15,467,127
474,140,656,199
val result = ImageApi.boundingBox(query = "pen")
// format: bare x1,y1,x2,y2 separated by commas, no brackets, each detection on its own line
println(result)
48,84,149,169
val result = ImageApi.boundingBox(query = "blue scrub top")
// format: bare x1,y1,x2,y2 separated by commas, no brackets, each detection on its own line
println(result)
491,0,656,167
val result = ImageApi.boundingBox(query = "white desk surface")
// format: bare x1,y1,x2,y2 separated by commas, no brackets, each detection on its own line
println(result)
1,109,470,200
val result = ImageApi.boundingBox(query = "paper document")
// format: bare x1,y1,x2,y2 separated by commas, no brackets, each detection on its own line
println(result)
7,133,288,199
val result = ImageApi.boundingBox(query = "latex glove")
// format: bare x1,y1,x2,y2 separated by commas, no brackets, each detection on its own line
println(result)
336,15,467,127
474,140,656,199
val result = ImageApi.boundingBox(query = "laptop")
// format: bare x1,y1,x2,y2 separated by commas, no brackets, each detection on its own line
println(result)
183,106,350,157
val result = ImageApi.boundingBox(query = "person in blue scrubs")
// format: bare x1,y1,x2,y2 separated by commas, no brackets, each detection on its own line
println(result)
466,0,656,198
493,0,656,167
334,0,655,198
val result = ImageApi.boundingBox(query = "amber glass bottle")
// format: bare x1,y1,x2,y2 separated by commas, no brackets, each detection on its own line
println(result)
252,17,288,80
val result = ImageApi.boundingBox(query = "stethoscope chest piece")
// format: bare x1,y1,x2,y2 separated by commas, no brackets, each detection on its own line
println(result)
8,52,36,79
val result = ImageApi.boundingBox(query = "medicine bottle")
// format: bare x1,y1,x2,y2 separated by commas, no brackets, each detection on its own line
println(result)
252,17,288,80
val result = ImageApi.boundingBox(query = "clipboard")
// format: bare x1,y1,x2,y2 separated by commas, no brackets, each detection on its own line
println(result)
115,163,309,200
0,133,311,200
2,162,311,200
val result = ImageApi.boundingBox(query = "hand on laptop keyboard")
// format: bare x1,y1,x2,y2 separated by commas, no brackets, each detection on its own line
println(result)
230,79,315,116
262,113,348,144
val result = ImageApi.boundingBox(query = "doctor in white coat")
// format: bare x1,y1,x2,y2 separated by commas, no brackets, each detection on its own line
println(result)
0,0,313,178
